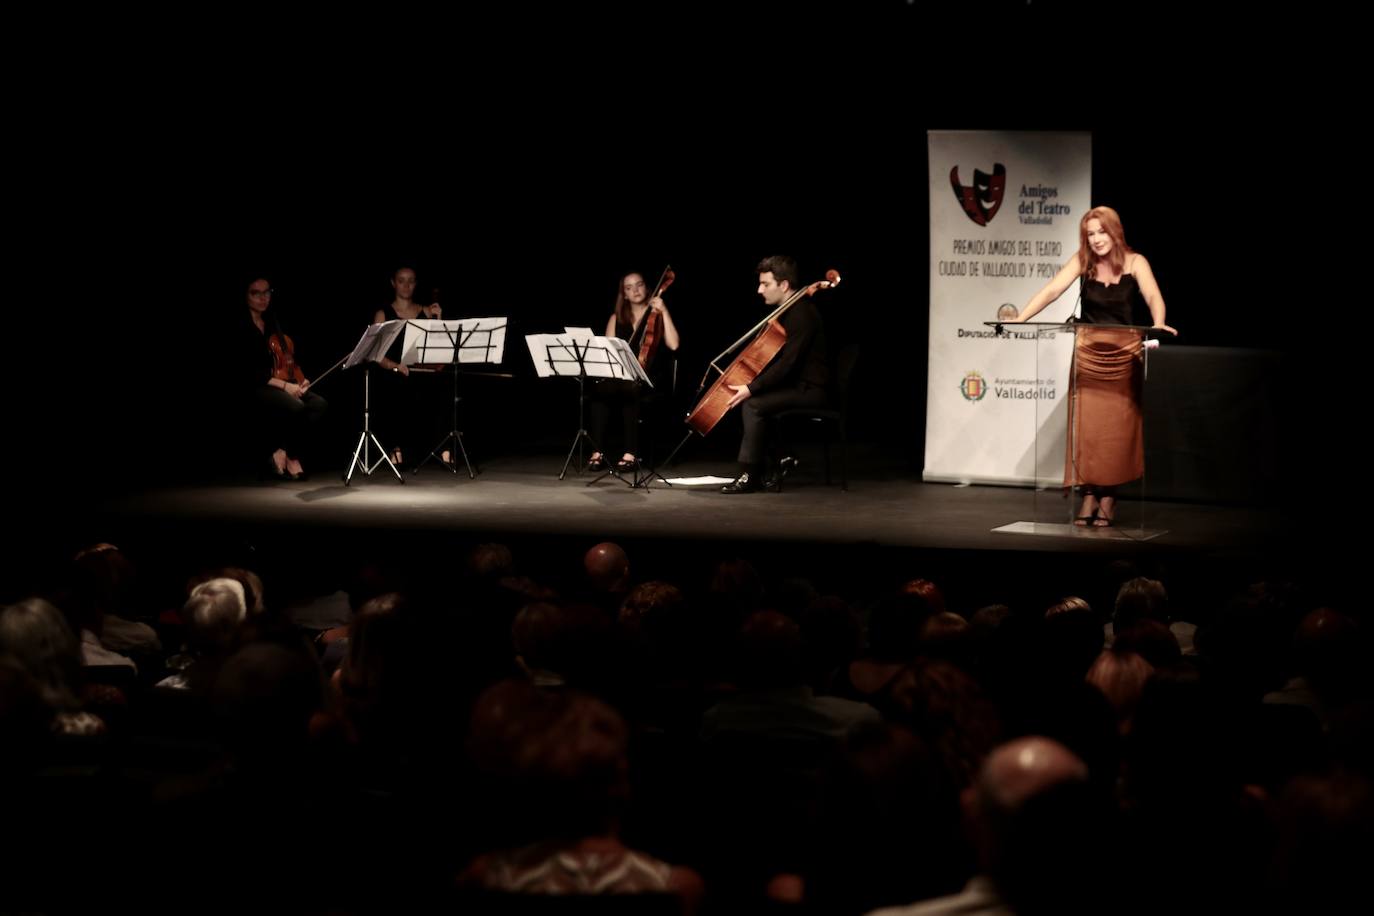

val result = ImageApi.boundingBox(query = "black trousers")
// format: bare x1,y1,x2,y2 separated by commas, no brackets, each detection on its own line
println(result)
737,383,829,466
373,370,446,460
250,386,328,458
588,379,652,457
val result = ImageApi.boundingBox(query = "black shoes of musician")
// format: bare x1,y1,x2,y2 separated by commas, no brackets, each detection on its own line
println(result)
721,471,761,494
263,455,290,481
615,457,638,473
587,454,607,473
285,456,308,481
765,456,799,492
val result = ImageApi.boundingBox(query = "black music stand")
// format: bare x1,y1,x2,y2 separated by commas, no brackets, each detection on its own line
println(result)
341,320,407,486
525,332,642,482
630,355,681,490
406,318,509,479
581,337,655,487
558,339,614,481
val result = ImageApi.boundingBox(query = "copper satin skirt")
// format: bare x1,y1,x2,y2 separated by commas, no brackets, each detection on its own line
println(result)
1065,326,1144,489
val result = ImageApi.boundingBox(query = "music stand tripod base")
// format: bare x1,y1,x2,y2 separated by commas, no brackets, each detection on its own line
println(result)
417,428,476,478
343,365,404,486
344,432,404,485
415,369,477,479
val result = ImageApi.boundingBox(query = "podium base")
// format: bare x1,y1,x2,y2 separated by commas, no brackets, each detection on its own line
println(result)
992,520,1168,541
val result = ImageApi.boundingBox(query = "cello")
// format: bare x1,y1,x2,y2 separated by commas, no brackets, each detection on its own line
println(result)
684,268,840,436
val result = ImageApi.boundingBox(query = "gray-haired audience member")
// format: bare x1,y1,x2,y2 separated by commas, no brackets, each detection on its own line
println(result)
158,578,248,689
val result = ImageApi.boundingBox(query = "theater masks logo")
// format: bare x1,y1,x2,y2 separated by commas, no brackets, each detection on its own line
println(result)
950,164,1006,226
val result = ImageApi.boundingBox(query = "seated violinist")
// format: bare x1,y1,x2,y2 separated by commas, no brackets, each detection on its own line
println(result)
719,255,829,494
586,270,680,473
236,277,327,480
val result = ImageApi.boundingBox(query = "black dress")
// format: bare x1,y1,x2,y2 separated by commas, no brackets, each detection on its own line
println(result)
372,305,445,464
233,310,328,463
588,311,674,458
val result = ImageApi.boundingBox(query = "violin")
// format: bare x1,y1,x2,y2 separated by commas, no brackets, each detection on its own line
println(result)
684,269,840,437
637,265,675,371
268,330,307,387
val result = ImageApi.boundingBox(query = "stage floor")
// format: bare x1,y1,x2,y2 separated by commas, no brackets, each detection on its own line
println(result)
90,454,1282,556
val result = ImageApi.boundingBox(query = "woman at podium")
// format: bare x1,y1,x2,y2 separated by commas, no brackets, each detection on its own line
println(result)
1012,207,1176,527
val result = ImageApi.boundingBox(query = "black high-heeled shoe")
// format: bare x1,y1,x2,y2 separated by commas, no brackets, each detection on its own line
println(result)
586,455,607,472
1073,494,1098,527
1093,497,1115,527
765,456,799,492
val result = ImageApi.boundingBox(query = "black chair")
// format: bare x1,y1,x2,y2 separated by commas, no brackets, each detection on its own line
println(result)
773,343,859,491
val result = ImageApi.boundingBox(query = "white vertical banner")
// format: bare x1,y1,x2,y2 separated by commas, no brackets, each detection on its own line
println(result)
924,131,1091,485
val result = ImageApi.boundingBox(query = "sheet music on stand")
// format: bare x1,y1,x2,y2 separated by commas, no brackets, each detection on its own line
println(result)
339,320,409,485
523,333,652,386
613,338,652,385
345,320,407,369
526,332,651,482
392,318,507,479
402,318,508,367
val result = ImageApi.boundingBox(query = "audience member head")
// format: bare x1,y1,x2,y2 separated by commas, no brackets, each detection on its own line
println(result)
0,598,82,713
972,737,1107,914
867,589,933,664
183,577,247,656
1113,577,1169,632
1085,649,1154,734
512,602,610,687
901,577,947,615
468,679,630,840
734,609,804,689
583,542,629,595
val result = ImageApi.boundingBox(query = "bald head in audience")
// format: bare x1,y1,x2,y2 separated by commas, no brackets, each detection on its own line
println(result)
584,542,630,594
976,736,1088,812
971,737,1107,914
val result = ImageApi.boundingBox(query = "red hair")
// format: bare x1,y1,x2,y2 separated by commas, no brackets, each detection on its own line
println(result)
1075,206,1133,278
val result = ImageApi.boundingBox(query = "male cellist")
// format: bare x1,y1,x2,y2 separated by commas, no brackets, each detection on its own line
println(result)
720,255,830,494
